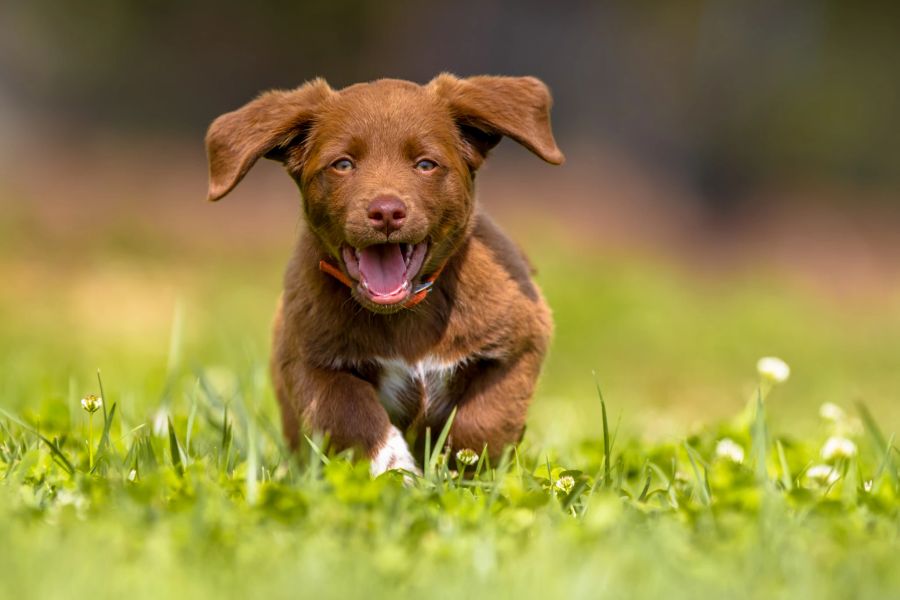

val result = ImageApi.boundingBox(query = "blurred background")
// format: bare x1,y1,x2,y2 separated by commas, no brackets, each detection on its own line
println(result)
1,0,898,445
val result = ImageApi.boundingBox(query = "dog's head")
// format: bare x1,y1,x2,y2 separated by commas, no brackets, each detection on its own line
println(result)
205,74,563,313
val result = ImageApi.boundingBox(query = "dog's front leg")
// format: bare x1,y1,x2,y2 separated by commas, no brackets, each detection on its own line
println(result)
280,362,419,477
446,347,545,463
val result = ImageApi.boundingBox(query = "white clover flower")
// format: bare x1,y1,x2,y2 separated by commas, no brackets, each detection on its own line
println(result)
80,394,102,414
152,408,169,437
819,402,846,423
821,436,857,461
805,464,839,486
455,448,479,466
715,438,745,464
554,475,575,495
757,357,790,385
54,489,89,515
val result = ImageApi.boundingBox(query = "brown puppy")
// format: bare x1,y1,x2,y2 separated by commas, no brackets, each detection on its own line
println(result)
205,74,563,475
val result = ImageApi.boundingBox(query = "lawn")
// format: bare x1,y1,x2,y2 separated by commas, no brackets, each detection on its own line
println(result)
1,214,898,599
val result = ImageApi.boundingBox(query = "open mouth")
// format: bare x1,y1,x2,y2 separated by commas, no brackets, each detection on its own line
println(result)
342,241,428,305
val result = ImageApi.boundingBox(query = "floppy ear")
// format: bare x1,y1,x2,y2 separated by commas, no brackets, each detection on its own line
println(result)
429,74,564,169
205,78,332,201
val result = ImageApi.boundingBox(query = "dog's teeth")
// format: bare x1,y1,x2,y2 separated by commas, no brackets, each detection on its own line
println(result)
401,280,410,291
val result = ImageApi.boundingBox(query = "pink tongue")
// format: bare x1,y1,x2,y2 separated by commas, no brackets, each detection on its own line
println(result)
358,244,407,295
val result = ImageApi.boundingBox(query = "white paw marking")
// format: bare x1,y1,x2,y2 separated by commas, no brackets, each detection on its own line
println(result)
370,425,420,477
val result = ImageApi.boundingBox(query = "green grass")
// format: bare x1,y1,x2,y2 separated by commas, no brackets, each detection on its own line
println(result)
1,221,899,599
1,361,897,599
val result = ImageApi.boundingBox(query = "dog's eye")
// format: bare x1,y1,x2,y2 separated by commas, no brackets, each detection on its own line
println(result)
414,159,438,172
331,158,355,172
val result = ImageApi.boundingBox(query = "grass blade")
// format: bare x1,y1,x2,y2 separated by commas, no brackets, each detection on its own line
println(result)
750,389,769,483
647,461,678,509
472,443,488,480
0,408,74,476
857,402,898,488
637,464,652,502
427,407,457,475
562,478,590,511
183,379,201,456
593,372,611,486
98,402,117,455
872,433,896,491
423,426,432,476
684,442,711,506
246,417,258,505
304,434,331,466
96,369,109,429
220,405,233,473
487,446,514,506
776,439,792,490
167,417,184,477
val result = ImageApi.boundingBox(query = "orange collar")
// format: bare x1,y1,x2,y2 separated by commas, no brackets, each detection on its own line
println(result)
318,258,444,309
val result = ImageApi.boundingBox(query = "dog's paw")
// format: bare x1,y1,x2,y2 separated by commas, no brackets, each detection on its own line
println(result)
370,425,420,478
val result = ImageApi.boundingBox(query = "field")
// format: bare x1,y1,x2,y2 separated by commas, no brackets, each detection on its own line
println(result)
1,205,899,599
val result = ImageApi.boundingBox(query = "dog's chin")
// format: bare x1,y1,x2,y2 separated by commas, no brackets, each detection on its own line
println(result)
352,291,410,314
341,241,428,314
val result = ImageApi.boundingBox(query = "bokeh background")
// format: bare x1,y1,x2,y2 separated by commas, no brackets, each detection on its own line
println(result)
1,1,898,445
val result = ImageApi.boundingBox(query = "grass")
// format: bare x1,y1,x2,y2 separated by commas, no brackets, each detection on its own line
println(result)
1,218,899,599
1,358,897,599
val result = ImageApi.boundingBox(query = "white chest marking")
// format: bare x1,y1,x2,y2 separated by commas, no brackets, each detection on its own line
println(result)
376,356,463,422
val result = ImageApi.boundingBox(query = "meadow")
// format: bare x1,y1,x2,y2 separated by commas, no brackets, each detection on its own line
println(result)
1,208,898,599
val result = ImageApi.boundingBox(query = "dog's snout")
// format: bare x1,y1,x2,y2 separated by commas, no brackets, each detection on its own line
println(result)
367,196,407,234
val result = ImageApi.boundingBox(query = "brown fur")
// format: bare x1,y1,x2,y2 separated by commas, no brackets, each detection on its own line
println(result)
205,74,563,470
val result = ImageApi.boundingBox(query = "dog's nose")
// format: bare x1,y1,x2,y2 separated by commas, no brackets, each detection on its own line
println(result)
367,196,407,234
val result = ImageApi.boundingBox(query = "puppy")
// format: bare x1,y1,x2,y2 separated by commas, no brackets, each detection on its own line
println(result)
205,74,563,475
